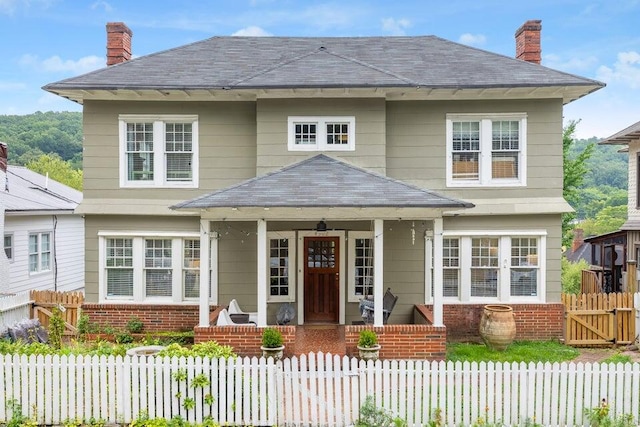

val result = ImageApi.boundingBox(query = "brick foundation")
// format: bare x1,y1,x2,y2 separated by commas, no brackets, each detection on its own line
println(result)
82,303,216,333
345,324,447,360
195,325,296,358
421,303,564,342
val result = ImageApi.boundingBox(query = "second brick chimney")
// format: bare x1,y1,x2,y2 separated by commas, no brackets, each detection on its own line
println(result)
515,20,542,64
106,22,133,66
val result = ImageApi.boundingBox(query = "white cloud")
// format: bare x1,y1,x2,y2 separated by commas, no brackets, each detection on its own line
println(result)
91,1,113,12
0,0,52,15
381,17,411,36
0,81,27,91
544,53,599,72
232,26,272,37
597,51,640,89
19,54,103,75
458,33,486,47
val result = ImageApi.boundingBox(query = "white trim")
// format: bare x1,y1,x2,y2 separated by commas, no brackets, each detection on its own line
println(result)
118,115,199,189
287,116,356,151
199,219,211,326
98,230,200,237
424,232,433,304
446,113,527,188
4,232,13,263
210,232,218,306
432,219,444,326
266,231,296,303
297,230,346,325
442,229,547,237
373,219,384,326
257,219,268,327
347,231,375,302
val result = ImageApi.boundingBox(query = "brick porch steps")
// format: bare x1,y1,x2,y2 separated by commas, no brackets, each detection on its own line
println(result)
293,325,346,357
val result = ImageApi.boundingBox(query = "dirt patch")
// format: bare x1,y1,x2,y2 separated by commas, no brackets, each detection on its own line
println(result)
572,344,640,363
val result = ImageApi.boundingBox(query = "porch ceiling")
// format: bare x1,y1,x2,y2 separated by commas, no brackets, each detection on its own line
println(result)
171,154,473,214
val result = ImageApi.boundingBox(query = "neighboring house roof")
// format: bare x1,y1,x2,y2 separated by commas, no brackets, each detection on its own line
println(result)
599,120,640,145
564,242,592,264
1,166,82,212
44,36,603,103
172,154,473,210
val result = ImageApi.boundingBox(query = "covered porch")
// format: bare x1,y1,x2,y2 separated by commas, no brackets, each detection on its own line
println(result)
171,155,472,358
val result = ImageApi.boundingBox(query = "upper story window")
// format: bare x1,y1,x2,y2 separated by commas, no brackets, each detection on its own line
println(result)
119,115,199,188
446,114,527,187
288,116,355,151
4,233,13,261
29,232,52,274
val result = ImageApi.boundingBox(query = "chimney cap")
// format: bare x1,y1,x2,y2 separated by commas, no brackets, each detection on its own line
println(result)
515,19,542,37
106,22,133,36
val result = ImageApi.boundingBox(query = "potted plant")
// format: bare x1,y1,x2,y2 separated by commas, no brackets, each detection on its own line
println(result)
357,329,381,361
260,327,285,360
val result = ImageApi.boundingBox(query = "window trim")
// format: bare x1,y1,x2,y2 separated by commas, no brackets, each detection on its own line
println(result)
288,116,356,151
347,231,374,302
118,114,199,189
4,233,13,262
98,231,205,303
267,231,296,303
446,113,527,188
28,231,52,274
441,230,546,303
636,152,640,209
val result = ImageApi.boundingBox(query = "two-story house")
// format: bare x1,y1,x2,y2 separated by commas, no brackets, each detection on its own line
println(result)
44,20,603,358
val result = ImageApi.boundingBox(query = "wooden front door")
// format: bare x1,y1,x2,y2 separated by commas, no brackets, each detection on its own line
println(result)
304,236,340,323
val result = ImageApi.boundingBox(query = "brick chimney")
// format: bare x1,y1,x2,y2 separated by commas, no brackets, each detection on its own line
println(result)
515,20,541,64
106,22,133,66
572,228,585,253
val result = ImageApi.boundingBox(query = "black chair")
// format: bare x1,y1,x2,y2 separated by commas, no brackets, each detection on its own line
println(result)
362,288,398,324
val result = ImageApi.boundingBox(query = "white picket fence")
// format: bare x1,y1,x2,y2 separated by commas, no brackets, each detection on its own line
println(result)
0,292,32,333
0,353,639,426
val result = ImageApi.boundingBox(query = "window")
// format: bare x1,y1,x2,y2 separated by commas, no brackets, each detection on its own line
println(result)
288,116,355,151
100,233,204,302
28,232,51,273
4,234,12,261
636,153,640,209
348,231,374,302
119,115,198,188
267,232,295,302
442,232,545,302
446,114,526,187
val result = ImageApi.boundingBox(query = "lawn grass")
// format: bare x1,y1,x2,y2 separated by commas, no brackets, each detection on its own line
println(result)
447,340,580,363
601,353,633,364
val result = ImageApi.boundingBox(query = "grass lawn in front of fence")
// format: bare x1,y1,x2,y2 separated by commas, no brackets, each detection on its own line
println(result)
447,340,580,363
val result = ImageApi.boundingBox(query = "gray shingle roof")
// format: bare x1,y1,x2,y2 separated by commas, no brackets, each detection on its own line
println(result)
172,154,473,209
44,36,602,92
599,120,640,145
1,166,81,212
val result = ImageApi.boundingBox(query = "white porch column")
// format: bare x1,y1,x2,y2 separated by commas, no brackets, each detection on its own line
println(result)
198,219,212,327
424,232,433,304
257,219,268,327
373,219,384,326
432,218,444,327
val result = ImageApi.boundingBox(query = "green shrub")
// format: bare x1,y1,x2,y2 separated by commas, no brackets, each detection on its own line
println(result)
561,257,589,294
115,331,134,344
358,329,378,348
261,327,284,348
49,306,65,350
157,341,236,359
126,316,144,333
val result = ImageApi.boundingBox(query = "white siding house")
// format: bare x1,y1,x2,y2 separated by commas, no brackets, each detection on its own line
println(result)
1,166,84,294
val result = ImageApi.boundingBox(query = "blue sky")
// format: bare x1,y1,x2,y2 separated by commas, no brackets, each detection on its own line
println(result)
1,0,639,139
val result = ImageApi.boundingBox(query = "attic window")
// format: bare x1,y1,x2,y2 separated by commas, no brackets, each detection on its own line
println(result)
288,116,355,151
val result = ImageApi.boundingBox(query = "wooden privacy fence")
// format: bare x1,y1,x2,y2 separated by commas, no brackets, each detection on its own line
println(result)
580,269,602,294
562,292,636,346
30,290,84,336
0,353,639,427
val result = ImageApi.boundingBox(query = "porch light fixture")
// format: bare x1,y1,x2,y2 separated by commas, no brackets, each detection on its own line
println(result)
316,220,327,231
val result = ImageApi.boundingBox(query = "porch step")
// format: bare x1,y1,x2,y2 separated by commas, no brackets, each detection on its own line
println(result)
293,325,346,357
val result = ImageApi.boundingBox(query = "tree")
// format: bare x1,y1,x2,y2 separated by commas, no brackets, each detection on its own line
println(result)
562,120,594,248
26,154,83,191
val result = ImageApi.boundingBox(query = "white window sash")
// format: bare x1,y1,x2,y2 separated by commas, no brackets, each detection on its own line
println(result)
347,231,375,302
266,231,296,303
288,116,356,151
446,113,527,188
119,115,199,189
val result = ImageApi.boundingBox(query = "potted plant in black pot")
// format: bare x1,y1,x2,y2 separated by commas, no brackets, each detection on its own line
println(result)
357,329,381,361
261,327,285,360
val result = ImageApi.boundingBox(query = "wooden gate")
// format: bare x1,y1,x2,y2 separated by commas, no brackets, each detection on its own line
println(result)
562,292,635,346
30,290,84,336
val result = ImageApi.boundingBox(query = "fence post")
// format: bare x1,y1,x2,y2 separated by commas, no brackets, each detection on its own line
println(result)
627,260,637,293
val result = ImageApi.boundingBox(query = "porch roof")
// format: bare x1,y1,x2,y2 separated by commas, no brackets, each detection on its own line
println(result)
599,120,640,145
172,154,473,210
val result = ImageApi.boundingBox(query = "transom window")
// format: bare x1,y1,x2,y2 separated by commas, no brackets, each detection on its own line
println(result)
441,232,544,302
119,115,198,188
100,233,205,302
447,114,526,187
288,116,355,151
28,232,51,274
267,232,296,302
